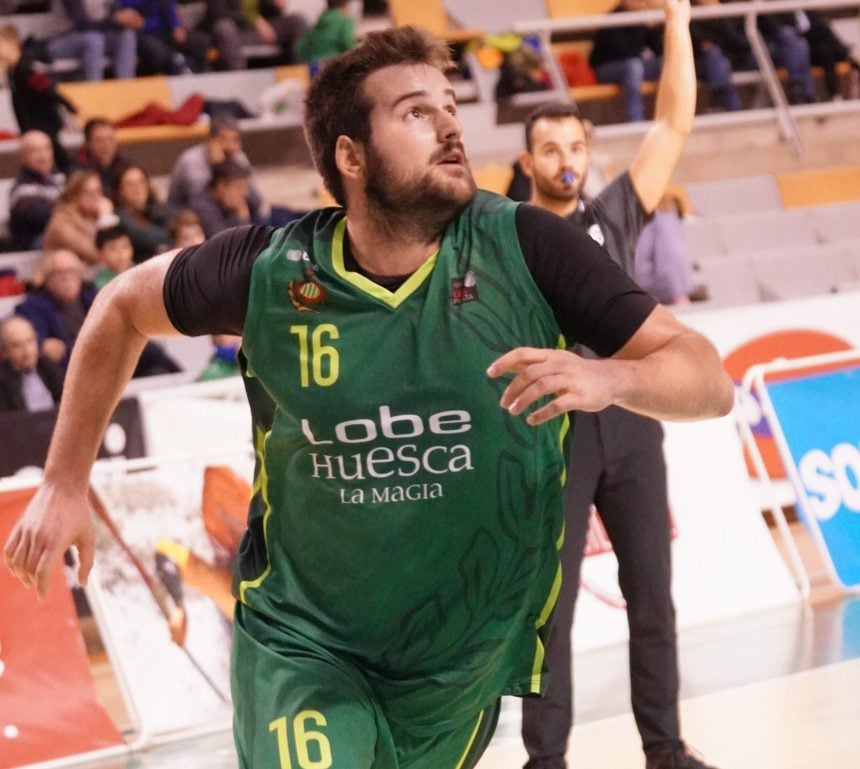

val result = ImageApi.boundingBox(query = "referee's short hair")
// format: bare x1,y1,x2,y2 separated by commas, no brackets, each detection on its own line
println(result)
523,102,585,153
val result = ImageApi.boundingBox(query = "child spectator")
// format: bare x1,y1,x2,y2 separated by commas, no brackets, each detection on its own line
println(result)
168,209,206,248
296,0,356,65
93,224,134,289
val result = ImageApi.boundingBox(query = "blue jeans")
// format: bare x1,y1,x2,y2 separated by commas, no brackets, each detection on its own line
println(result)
46,28,136,80
697,45,742,110
593,55,663,122
767,25,816,101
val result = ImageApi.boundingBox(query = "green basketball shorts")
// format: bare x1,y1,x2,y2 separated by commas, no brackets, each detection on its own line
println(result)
231,604,501,769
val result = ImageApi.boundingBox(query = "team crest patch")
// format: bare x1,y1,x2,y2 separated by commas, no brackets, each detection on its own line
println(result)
288,269,326,313
451,270,479,306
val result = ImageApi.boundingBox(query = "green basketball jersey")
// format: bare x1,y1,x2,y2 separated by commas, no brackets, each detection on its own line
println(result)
237,191,568,733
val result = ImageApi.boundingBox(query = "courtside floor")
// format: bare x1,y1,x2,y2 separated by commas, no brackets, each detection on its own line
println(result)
69,593,860,769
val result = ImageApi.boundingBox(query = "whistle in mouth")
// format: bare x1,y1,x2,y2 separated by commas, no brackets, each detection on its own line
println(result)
561,171,575,185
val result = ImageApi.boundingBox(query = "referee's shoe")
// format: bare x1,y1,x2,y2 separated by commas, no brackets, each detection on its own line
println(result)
646,742,718,769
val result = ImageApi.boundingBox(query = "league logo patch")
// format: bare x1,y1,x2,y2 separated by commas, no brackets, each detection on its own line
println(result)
288,269,326,313
451,270,479,306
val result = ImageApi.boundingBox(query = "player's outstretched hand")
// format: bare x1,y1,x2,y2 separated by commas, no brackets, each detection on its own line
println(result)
487,347,624,426
3,484,94,600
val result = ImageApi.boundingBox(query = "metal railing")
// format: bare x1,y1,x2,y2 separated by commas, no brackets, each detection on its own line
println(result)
511,0,860,156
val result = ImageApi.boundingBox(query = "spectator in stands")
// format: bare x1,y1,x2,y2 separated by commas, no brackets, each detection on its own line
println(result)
43,170,113,265
588,0,664,122
8,130,67,251
74,118,132,198
113,164,174,262
689,0,748,111
40,0,138,81
167,208,205,248
92,222,133,289
202,0,307,70
634,193,694,304
296,0,357,65
115,0,211,75
14,248,94,370
167,113,263,211
14,248,180,375
804,12,860,100
757,5,818,104
190,159,262,238
0,24,77,172
0,314,63,413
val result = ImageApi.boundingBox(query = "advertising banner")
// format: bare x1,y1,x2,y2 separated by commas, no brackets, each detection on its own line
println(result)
0,486,126,769
763,363,860,589
85,452,254,738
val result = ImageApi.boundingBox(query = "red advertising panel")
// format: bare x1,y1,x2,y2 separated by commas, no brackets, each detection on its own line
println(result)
0,487,125,768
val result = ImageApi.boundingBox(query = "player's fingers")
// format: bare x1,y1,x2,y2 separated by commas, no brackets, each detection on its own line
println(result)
524,396,569,427
76,531,95,589
507,374,570,417
499,361,557,411
34,541,63,600
487,347,548,379
7,529,36,589
3,525,22,571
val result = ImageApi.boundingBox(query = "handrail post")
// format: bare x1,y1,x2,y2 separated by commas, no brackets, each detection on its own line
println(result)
743,10,804,157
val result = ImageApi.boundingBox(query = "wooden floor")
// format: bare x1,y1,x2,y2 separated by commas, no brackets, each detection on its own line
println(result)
476,658,860,769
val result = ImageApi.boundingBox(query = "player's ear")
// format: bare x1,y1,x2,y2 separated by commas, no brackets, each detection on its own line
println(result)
335,136,365,184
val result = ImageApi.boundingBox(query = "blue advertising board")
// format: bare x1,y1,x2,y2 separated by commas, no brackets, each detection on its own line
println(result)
764,365,860,590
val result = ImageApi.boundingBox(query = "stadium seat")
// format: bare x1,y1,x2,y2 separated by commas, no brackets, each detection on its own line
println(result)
691,253,762,308
776,165,860,208
809,201,860,244
387,0,483,44
685,175,783,217
751,243,858,301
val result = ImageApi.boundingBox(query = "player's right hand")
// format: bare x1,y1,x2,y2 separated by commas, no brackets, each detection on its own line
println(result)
3,484,95,600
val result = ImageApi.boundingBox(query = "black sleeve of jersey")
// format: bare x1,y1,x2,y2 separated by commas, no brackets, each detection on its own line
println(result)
515,204,657,358
163,224,275,336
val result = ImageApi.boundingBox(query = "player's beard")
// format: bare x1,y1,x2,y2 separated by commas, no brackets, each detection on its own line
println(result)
364,139,477,238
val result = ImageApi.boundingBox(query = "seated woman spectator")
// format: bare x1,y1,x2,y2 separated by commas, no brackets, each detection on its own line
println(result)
114,164,176,263
42,171,114,266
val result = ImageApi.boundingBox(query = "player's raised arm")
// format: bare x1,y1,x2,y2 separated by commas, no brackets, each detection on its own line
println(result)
3,252,181,598
488,304,733,426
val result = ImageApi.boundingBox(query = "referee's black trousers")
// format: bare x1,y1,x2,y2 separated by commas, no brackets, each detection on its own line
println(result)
522,406,679,768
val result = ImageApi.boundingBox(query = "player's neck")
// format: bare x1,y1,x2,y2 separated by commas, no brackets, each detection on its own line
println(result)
344,203,445,277
531,191,580,219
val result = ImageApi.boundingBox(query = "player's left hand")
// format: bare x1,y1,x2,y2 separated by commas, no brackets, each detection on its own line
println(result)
487,347,624,425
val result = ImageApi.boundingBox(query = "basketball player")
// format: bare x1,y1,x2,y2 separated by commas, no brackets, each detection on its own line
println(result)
5,24,732,769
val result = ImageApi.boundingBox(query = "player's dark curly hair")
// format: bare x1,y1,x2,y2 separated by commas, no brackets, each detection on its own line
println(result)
304,26,453,207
